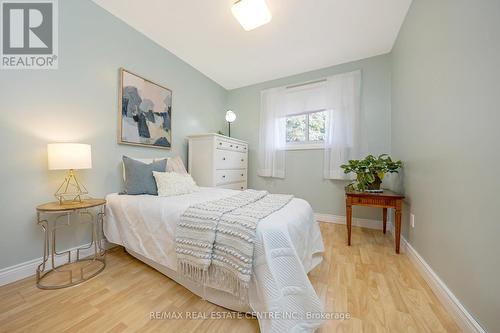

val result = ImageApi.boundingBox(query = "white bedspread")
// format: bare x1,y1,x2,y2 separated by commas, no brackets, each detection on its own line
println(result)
105,187,325,332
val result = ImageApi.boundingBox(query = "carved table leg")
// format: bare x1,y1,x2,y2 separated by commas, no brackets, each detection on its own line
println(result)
346,202,352,246
383,208,388,234
395,202,402,254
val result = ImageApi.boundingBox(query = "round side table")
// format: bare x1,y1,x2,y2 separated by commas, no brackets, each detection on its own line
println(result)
36,198,106,289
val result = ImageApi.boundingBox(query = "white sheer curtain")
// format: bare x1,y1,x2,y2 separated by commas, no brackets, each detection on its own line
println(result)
257,87,287,178
323,70,362,179
283,81,328,115
258,70,362,179
258,82,328,178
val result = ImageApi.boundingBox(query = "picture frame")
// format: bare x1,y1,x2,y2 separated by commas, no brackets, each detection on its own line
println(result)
118,68,172,149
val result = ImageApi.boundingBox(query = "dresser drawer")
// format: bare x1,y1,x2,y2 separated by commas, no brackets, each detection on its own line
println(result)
216,138,248,153
215,150,247,170
215,169,246,185
217,181,247,191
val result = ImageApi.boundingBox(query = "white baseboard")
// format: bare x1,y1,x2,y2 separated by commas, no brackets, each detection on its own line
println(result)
401,238,485,333
0,240,115,287
387,221,483,332
317,212,484,333
314,213,384,230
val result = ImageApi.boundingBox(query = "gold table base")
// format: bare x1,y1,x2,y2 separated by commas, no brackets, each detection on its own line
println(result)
36,204,106,289
36,258,105,290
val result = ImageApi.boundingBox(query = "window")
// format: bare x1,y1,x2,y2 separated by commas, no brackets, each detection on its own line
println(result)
259,70,360,178
286,110,327,149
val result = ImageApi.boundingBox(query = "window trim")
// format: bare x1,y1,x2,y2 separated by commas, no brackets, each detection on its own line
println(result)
285,109,327,150
285,142,324,151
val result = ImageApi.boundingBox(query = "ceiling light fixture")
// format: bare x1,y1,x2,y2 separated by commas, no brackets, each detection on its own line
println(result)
231,0,272,31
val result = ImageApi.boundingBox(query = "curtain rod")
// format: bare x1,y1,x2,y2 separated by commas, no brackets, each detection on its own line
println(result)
286,78,326,89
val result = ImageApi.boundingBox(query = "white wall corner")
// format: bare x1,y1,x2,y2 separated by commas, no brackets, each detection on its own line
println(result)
0,240,116,287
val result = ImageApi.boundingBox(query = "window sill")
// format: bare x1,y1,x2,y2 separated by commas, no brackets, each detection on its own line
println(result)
285,143,324,151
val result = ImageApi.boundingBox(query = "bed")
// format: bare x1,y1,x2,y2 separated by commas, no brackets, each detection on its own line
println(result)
105,187,325,332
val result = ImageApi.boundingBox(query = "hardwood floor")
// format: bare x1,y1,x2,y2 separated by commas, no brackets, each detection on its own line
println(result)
311,223,460,333
0,223,460,332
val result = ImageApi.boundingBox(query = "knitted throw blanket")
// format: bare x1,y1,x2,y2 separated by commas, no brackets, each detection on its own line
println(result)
176,190,293,298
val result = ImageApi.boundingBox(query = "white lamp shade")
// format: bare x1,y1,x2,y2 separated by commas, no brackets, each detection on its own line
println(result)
225,110,237,123
48,143,92,170
231,0,272,31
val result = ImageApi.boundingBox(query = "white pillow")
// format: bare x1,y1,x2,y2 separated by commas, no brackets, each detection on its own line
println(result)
166,156,188,174
153,171,199,197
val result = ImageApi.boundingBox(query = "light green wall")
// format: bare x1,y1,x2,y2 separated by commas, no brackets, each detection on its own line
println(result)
391,0,500,331
227,54,392,219
0,0,227,269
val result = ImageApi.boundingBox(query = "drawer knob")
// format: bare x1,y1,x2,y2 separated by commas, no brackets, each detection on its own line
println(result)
230,144,233,147
241,173,244,176
241,187,244,190
222,157,226,160
236,146,239,148
241,159,244,162
222,175,226,178
219,142,222,145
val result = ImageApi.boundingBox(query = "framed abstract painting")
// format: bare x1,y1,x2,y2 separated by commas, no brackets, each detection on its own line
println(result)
118,68,172,149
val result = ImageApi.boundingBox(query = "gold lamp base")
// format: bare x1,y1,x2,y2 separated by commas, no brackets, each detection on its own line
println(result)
55,169,89,205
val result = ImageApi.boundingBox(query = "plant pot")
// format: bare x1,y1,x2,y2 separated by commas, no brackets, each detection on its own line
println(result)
366,175,382,192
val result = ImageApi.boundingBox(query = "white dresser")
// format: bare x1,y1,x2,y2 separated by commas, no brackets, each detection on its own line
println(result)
188,133,248,190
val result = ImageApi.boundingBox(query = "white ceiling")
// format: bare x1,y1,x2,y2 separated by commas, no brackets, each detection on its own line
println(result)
93,0,412,89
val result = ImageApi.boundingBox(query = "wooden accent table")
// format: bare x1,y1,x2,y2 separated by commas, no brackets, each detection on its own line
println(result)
345,190,405,253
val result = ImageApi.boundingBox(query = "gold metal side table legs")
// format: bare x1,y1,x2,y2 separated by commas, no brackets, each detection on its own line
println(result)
36,206,106,289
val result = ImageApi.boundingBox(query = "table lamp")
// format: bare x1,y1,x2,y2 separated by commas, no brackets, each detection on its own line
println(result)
225,110,236,137
47,143,92,205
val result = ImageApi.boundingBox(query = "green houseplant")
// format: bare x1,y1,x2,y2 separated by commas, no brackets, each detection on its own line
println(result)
341,154,402,192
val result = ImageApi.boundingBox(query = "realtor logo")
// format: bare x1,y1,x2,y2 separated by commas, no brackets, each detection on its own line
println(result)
1,0,58,69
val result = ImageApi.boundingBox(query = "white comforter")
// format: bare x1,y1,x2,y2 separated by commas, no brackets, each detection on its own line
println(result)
105,188,324,332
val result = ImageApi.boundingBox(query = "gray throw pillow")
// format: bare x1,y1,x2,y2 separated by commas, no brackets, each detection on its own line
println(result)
122,156,167,195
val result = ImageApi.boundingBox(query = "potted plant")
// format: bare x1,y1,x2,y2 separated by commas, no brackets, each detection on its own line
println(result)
341,154,402,192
